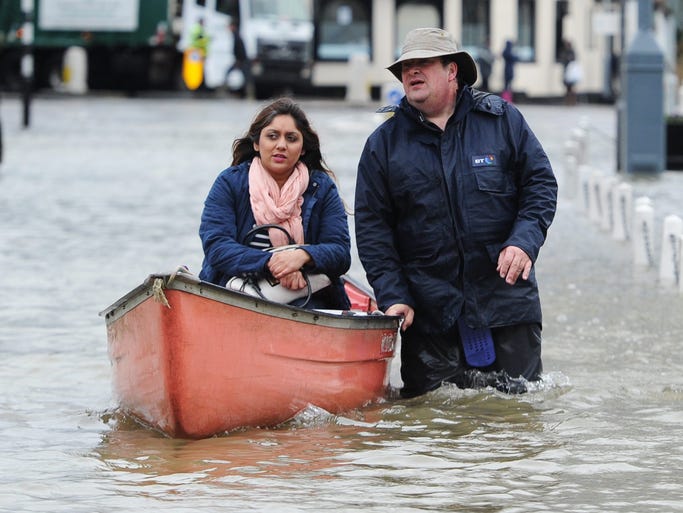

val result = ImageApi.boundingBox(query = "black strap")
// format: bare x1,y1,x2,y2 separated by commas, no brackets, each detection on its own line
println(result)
242,225,314,307
243,224,296,246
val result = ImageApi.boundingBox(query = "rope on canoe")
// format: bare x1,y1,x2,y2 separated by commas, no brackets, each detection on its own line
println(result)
152,266,195,308
152,278,170,308
166,265,192,286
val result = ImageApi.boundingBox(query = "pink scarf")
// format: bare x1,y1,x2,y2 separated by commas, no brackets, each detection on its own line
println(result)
248,157,309,246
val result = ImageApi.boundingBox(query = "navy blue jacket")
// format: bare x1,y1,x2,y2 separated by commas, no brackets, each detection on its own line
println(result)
199,160,351,309
354,87,557,332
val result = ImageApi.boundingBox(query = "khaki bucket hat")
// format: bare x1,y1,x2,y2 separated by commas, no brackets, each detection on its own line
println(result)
387,28,478,86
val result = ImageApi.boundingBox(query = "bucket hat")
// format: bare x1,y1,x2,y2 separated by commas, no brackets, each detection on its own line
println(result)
387,28,478,86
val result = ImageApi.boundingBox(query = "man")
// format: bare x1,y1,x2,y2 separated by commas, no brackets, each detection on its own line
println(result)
354,28,557,398
189,18,210,57
226,19,249,98
559,40,579,106
476,37,494,92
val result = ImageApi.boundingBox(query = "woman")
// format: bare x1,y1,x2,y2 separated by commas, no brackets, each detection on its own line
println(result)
560,40,579,106
199,97,351,309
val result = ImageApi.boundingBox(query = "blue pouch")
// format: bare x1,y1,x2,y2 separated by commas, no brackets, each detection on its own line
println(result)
457,319,496,367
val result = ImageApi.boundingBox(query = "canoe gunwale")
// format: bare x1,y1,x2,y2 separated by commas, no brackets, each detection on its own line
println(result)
100,273,400,331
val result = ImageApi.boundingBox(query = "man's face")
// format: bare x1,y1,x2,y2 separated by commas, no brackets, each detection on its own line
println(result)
400,58,457,107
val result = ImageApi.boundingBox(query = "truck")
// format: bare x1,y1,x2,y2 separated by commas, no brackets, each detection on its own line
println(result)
178,0,314,98
0,0,180,92
0,0,314,97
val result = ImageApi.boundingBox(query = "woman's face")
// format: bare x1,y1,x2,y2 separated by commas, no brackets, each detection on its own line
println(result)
253,114,304,184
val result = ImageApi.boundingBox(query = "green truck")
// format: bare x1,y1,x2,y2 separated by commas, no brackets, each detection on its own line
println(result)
0,0,181,91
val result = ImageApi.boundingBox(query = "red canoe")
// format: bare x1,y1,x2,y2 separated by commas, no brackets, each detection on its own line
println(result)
100,271,399,438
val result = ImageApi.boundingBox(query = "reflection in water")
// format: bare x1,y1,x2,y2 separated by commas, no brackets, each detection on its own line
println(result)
93,383,569,506
90,363,682,512
95,407,364,480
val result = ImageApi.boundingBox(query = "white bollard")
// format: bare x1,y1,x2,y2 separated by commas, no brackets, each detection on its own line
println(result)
346,53,370,104
599,176,617,232
578,116,591,131
678,234,683,294
564,139,579,161
564,139,580,200
587,171,603,225
563,153,578,200
571,127,588,165
633,199,655,267
578,116,591,163
577,164,593,214
612,182,633,241
658,215,683,287
634,196,653,209
63,46,88,94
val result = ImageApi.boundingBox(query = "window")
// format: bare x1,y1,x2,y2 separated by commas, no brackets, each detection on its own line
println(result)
216,0,240,18
250,0,312,22
395,0,442,57
517,0,536,61
555,0,569,61
316,1,371,60
216,0,239,17
462,0,491,58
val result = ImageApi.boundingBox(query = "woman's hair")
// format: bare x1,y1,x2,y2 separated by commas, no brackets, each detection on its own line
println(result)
232,97,334,178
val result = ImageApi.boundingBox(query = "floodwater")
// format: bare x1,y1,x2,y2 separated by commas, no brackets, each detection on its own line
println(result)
0,93,681,512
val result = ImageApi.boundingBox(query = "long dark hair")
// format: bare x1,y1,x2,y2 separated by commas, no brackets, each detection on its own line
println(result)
232,97,334,179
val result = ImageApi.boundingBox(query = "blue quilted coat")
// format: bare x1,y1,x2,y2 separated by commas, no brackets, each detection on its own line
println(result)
199,161,351,309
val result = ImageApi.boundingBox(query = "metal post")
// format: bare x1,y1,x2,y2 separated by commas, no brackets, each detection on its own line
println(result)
20,0,35,129
0,94,3,165
616,0,625,172
618,0,665,173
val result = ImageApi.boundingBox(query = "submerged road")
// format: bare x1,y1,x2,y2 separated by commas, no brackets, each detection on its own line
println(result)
0,92,682,513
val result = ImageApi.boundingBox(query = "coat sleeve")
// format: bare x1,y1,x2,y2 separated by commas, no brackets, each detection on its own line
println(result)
300,175,351,278
199,169,271,278
354,134,416,312
503,105,558,262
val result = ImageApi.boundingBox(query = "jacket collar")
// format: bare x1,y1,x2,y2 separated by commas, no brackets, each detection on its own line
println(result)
398,85,475,130
452,85,475,123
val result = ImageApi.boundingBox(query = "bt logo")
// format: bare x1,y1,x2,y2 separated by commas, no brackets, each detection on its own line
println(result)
472,154,496,167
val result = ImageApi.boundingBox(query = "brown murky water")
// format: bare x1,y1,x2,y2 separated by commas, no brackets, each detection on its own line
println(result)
1,94,681,512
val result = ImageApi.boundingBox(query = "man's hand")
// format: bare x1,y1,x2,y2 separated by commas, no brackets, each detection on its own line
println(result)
385,303,415,331
497,245,532,285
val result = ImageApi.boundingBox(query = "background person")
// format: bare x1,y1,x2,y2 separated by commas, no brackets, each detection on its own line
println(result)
502,39,518,101
476,38,494,92
189,18,210,57
199,98,351,310
226,19,250,98
354,28,558,398
560,40,580,105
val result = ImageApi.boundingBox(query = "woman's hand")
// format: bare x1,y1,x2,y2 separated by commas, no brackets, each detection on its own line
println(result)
278,270,307,290
267,248,312,283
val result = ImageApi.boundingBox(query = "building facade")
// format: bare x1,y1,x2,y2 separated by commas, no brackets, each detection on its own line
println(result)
310,0,681,103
